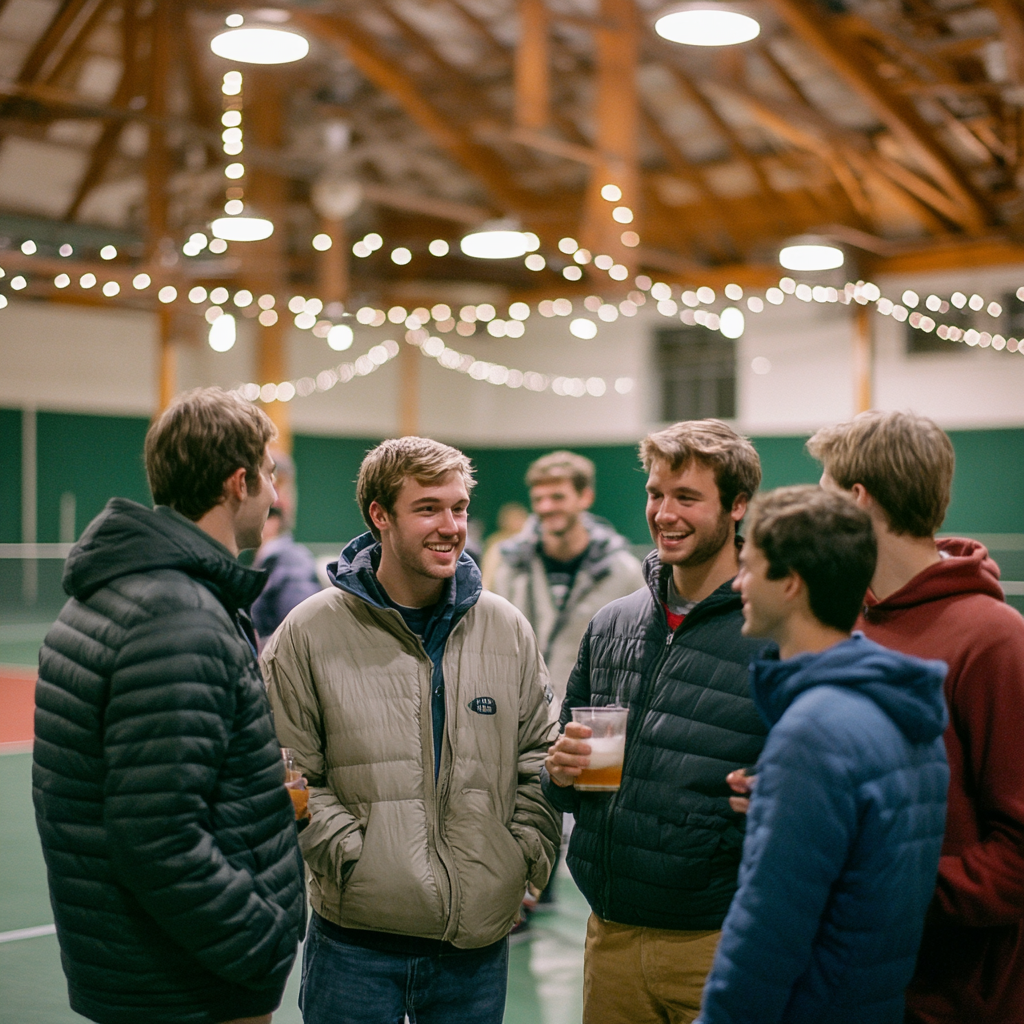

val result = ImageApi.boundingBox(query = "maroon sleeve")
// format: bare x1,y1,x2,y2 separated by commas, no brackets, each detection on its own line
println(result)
934,607,1024,927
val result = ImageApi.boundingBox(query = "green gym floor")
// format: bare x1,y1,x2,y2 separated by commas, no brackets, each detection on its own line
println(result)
0,620,587,1024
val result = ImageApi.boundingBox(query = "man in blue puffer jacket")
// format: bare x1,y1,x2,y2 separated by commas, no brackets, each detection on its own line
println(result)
698,486,949,1024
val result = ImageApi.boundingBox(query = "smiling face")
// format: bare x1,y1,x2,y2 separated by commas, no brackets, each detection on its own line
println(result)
371,471,469,590
733,540,791,640
645,457,743,569
529,477,594,542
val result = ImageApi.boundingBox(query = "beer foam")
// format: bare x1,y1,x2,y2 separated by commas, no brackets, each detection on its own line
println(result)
586,735,625,769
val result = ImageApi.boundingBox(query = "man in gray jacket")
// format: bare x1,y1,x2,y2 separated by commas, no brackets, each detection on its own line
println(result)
491,451,645,706
262,436,560,1024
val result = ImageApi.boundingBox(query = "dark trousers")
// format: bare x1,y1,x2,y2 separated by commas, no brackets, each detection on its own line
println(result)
299,913,509,1024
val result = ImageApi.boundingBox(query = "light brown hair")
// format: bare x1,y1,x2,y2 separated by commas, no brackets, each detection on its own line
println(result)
145,387,276,521
525,450,596,494
640,419,761,511
806,411,954,537
357,436,476,540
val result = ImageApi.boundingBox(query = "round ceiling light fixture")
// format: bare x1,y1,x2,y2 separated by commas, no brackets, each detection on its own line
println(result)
460,221,532,260
211,215,274,242
210,26,309,64
779,238,845,271
655,5,760,46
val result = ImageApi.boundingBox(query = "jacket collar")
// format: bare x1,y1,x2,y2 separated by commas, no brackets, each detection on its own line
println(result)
62,498,266,610
327,531,482,623
750,632,947,743
640,542,744,619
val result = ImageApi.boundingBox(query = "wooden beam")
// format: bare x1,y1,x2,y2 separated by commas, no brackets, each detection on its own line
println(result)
516,0,549,130
579,0,638,271
867,236,1024,274
853,302,873,414
247,68,291,452
65,1,138,220
16,0,97,84
147,0,173,413
42,0,113,88
294,10,525,213
765,0,991,233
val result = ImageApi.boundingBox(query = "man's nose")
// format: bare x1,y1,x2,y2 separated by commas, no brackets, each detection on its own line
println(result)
438,509,459,534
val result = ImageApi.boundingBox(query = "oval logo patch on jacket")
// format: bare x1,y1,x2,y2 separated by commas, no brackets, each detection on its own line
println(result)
468,696,497,715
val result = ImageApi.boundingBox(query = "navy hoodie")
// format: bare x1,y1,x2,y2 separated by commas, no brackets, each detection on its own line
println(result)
327,532,481,776
699,633,950,1024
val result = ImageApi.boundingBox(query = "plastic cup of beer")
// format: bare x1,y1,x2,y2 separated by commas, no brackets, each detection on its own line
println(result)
281,748,308,819
571,706,628,791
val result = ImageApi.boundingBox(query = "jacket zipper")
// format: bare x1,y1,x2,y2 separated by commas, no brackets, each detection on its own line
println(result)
600,610,700,915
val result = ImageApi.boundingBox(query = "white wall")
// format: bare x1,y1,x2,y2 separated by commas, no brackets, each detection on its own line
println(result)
3,261,1024,440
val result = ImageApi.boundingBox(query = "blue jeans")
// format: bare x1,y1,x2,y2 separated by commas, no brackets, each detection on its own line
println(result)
299,913,509,1024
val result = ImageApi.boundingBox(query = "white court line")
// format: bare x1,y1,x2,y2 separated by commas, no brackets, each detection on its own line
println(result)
0,924,56,944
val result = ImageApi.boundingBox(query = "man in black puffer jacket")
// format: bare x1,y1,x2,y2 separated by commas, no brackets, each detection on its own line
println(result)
33,387,305,1024
543,420,773,1024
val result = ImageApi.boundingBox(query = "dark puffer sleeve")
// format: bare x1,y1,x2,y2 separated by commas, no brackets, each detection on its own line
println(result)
102,602,298,990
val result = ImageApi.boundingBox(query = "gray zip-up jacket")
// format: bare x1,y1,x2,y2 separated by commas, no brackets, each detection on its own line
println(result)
492,514,645,704
261,534,561,949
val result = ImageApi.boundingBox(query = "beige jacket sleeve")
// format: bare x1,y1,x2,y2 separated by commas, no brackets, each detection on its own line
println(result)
509,615,563,890
261,622,364,886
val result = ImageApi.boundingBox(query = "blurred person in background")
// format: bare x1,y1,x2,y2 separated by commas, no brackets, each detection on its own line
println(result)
806,411,1024,1024
480,501,529,590
698,486,948,1024
33,387,305,1024
261,436,561,1024
252,451,322,647
543,421,772,1024
492,452,643,915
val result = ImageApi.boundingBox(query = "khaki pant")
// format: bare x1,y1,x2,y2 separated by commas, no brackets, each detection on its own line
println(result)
583,914,721,1024
218,1017,271,1024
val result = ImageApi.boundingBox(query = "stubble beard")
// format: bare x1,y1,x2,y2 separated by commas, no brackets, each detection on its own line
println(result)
661,510,733,569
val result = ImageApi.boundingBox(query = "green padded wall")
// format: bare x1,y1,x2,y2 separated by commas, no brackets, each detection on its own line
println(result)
291,434,380,545
0,409,21,542
35,412,151,543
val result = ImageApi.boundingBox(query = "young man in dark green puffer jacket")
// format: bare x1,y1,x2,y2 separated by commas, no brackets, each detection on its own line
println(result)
33,387,305,1024
543,420,774,1024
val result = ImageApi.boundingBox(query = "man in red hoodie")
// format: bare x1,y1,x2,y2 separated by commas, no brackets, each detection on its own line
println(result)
806,410,1024,1024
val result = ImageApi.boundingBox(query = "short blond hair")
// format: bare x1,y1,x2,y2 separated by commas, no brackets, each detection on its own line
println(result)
525,450,595,493
806,411,954,538
356,436,475,540
640,419,761,511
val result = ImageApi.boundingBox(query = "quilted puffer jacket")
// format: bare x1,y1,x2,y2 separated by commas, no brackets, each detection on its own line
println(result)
541,550,773,930
33,498,305,1024
699,635,949,1024
262,533,562,949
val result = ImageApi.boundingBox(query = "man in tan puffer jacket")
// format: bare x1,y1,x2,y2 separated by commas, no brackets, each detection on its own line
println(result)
261,436,560,1024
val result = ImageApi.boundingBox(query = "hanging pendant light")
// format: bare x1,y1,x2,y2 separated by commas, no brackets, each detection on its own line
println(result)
460,220,540,260
655,4,760,46
210,25,309,65
779,237,845,271
211,214,274,242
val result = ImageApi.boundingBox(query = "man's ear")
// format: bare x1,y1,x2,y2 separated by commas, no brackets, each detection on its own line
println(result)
730,493,749,523
849,483,871,509
368,499,390,534
782,571,804,603
579,486,596,511
222,466,248,506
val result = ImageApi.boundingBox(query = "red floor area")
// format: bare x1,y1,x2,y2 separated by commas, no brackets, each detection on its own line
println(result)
0,668,36,750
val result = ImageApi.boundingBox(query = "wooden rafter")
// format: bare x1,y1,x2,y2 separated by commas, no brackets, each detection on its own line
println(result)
16,0,98,84
765,0,991,233
292,10,528,213
41,0,113,89
65,0,138,220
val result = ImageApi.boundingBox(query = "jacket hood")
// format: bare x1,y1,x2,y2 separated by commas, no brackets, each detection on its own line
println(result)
62,498,267,609
864,537,1003,618
750,633,947,743
327,530,482,618
499,512,632,580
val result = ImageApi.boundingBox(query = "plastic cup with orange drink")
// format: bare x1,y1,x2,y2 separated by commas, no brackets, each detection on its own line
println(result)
571,706,628,791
